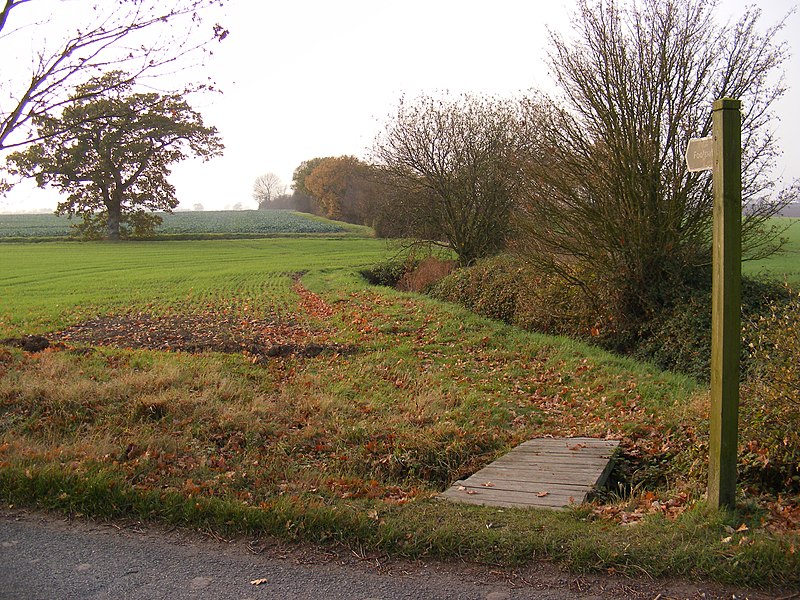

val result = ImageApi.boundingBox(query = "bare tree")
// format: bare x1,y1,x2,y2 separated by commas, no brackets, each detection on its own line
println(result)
373,93,525,265
0,0,228,153
252,173,286,209
515,0,796,323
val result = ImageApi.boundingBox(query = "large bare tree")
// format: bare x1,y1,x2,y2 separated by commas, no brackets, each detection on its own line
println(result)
0,0,227,153
515,0,797,322
373,93,525,265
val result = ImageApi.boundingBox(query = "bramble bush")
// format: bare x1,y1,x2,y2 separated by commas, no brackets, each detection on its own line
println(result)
360,257,421,288
739,286,800,493
429,255,635,343
630,277,794,382
428,255,516,322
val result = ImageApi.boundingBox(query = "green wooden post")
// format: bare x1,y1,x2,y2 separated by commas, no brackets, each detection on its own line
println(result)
708,98,742,510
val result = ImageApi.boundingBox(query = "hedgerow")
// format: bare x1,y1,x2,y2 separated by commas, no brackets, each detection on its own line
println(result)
740,286,800,493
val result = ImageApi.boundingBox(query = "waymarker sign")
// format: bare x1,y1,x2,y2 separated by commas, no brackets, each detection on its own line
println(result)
685,136,714,172
686,99,742,510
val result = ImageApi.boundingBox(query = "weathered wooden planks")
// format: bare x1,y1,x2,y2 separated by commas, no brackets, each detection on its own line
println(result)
441,437,620,510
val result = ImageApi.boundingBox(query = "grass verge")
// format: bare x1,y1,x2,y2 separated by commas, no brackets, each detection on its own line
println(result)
2,466,797,587
1,238,798,588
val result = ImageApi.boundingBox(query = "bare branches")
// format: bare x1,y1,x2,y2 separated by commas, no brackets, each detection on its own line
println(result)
1,0,227,151
373,93,525,265
252,173,286,209
517,0,794,321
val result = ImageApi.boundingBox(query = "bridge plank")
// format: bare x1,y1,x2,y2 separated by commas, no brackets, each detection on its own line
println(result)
441,437,620,510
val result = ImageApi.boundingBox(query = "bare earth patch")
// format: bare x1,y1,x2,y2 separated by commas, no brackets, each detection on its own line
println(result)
2,312,354,360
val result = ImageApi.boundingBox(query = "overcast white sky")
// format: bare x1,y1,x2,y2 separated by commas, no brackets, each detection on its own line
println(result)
1,0,798,213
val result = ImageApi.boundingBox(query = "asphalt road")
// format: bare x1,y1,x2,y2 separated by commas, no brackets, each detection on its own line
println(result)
0,509,780,600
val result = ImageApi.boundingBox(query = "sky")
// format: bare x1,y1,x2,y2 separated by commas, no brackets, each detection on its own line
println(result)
1,0,798,213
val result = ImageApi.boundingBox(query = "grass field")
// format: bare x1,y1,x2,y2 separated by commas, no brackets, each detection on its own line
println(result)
1,233,798,587
743,218,800,284
0,210,358,239
0,238,392,334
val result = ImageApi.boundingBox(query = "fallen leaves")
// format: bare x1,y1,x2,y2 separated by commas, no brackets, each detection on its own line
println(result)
49,311,317,357
249,578,269,586
592,491,691,525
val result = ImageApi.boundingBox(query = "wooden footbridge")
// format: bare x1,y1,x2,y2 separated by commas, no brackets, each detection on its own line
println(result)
441,437,620,510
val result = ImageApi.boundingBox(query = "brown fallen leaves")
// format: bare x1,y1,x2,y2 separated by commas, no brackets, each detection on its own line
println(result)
592,491,691,525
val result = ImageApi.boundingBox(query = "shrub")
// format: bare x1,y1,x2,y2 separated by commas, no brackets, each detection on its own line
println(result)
396,258,457,293
360,257,421,288
430,255,620,340
739,285,800,493
630,278,793,382
428,255,524,324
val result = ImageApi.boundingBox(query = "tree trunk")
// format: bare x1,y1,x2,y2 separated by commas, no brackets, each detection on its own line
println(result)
107,201,121,241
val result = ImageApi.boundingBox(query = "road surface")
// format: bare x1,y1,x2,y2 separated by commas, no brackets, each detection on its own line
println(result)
0,509,779,599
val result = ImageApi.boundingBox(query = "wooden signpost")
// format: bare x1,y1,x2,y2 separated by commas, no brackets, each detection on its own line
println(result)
686,98,742,510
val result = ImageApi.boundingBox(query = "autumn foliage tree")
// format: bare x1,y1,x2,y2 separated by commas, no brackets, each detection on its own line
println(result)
304,155,379,225
7,72,223,239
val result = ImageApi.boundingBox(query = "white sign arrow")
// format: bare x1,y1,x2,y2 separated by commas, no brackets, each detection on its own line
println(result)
686,136,714,172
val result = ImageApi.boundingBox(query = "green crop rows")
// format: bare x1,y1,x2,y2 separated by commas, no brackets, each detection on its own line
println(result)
0,210,346,238
0,238,392,336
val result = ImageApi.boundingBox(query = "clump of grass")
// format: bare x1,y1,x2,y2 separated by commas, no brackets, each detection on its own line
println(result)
132,397,170,422
2,465,797,588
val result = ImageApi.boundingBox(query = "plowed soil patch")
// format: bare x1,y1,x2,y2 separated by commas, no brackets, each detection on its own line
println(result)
23,312,355,359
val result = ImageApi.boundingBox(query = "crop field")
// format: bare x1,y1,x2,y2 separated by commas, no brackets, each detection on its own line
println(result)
1,236,798,587
0,209,349,239
0,238,392,334
743,217,800,284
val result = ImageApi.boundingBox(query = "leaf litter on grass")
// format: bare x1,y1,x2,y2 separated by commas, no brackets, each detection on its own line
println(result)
4,281,357,361
2,274,799,549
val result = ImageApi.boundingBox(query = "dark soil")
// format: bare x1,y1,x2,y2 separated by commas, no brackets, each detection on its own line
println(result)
2,313,354,360
0,335,51,353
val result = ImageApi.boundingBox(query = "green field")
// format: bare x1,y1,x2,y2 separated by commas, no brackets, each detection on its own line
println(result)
0,238,394,335
0,209,352,239
0,230,798,587
3,211,797,285
743,218,800,284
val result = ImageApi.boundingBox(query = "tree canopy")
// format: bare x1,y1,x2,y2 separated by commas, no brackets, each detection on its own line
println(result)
304,156,379,225
7,71,224,239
